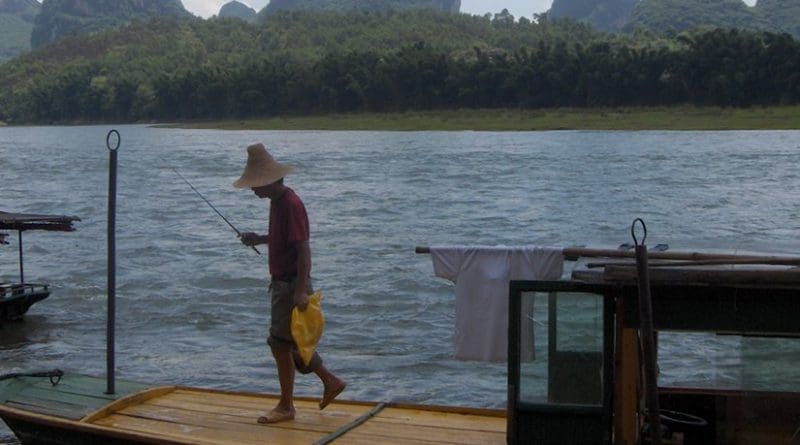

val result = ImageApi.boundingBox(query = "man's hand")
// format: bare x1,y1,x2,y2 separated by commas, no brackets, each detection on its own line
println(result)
239,232,262,246
294,290,309,311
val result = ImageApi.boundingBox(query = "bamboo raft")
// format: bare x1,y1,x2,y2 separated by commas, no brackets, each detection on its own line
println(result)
0,372,506,445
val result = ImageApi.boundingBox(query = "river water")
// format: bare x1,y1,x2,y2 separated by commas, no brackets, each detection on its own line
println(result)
2,126,800,441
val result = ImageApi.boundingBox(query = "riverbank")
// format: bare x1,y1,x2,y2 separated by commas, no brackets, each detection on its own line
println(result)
163,106,800,131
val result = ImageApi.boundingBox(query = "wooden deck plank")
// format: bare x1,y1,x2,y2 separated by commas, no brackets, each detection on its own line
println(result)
164,389,370,415
122,400,364,432
337,420,505,445
374,407,505,432
93,406,504,445
81,386,177,423
2,373,150,419
146,399,369,428
329,433,503,445
15,385,113,405
160,389,367,414
3,375,508,445
6,399,90,420
26,374,149,396
0,378,29,402
169,388,351,408
93,412,325,445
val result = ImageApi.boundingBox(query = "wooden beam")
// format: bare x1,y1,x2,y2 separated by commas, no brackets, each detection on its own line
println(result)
81,386,177,423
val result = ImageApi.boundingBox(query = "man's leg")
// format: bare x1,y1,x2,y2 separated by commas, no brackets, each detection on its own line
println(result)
293,350,346,410
258,343,296,424
315,364,346,410
260,278,299,424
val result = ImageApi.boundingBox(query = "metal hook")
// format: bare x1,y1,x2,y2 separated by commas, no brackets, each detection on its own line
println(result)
106,129,120,152
631,218,647,247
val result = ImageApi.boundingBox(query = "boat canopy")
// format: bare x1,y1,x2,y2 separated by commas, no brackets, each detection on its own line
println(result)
1,211,80,283
0,211,80,232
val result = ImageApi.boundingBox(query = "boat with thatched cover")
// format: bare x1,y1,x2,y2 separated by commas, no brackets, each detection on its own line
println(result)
0,211,79,321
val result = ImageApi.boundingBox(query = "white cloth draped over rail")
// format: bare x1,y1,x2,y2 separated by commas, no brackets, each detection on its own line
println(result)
429,246,564,362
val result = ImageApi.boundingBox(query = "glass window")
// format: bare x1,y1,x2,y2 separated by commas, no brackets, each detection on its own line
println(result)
519,291,605,406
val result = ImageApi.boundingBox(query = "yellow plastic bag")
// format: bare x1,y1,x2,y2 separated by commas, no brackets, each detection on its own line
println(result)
291,291,324,366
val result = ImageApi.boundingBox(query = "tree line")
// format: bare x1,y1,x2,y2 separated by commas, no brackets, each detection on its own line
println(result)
1,12,799,123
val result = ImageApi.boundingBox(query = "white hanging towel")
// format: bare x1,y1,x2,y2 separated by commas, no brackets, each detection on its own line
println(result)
430,246,563,362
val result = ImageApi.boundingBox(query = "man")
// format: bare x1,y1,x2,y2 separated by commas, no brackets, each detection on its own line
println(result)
235,143,346,424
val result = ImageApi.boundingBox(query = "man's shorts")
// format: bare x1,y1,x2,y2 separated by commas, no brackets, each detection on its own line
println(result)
268,277,322,374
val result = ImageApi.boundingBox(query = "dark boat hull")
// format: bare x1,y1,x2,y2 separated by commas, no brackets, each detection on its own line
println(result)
0,284,49,321
3,414,169,445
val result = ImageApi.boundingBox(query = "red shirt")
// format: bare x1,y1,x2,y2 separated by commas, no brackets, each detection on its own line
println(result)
268,187,310,279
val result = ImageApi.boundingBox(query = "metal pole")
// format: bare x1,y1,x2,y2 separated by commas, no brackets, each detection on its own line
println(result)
106,130,120,395
632,218,662,445
17,231,24,284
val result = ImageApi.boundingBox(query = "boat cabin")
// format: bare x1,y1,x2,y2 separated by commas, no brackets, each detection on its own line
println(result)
507,248,800,445
0,211,79,321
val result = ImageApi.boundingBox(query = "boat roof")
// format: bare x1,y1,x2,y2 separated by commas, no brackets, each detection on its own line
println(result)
0,211,80,232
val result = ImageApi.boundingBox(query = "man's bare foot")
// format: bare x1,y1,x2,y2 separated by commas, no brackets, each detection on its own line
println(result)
257,407,295,424
319,379,347,410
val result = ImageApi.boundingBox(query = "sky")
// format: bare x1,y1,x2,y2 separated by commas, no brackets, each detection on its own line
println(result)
181,0,758,20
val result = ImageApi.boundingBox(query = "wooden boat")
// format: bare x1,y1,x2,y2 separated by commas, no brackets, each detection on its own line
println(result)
505,246,800,445
416,242,800,444
0,371,506,445
0,211,79,322
0,282,51,321
4,178,800,444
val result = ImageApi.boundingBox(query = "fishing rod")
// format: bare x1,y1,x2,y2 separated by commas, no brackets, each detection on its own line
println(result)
169,167,261,255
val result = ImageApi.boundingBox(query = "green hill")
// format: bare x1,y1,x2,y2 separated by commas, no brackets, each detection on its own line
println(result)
31,0,192,48
1,9,798,124
218,1,257,22
549,0,637,32
548,0,800,38
0,0,40,63
627,0,767,34
261,0,461,15
757,0,800,37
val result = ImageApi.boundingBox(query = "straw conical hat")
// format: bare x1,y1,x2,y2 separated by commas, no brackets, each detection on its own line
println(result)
233,143,295,188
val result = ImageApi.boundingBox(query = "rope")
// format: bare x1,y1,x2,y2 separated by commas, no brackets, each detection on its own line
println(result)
313,402,387,445
0,369,63,386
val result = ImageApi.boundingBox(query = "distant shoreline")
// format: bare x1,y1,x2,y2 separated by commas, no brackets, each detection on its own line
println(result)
160,106,800,131
4,106,799,131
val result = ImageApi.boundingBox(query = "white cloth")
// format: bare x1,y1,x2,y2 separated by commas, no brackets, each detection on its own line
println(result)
430,246,563,362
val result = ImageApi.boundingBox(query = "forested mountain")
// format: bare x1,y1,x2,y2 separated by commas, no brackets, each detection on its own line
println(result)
626,0,767,34
30,0,192,48
218,1,256,21
549,0,636,32
757,0,800,36
1,9,798,125
261,0,461,16
0,0,40,61
549,0,800,38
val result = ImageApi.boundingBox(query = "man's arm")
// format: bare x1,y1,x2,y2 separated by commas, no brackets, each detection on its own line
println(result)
240,232,269,246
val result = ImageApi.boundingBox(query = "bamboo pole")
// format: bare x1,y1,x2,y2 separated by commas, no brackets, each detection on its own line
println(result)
416,245,800,263
587,258,800,268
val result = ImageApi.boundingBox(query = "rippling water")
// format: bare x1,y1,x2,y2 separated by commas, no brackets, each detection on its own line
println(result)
2,126,800,442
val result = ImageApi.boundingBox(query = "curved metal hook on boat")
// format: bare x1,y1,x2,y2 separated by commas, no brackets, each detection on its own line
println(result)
631,218,647,247
0,369,63,386
106,129,120,152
